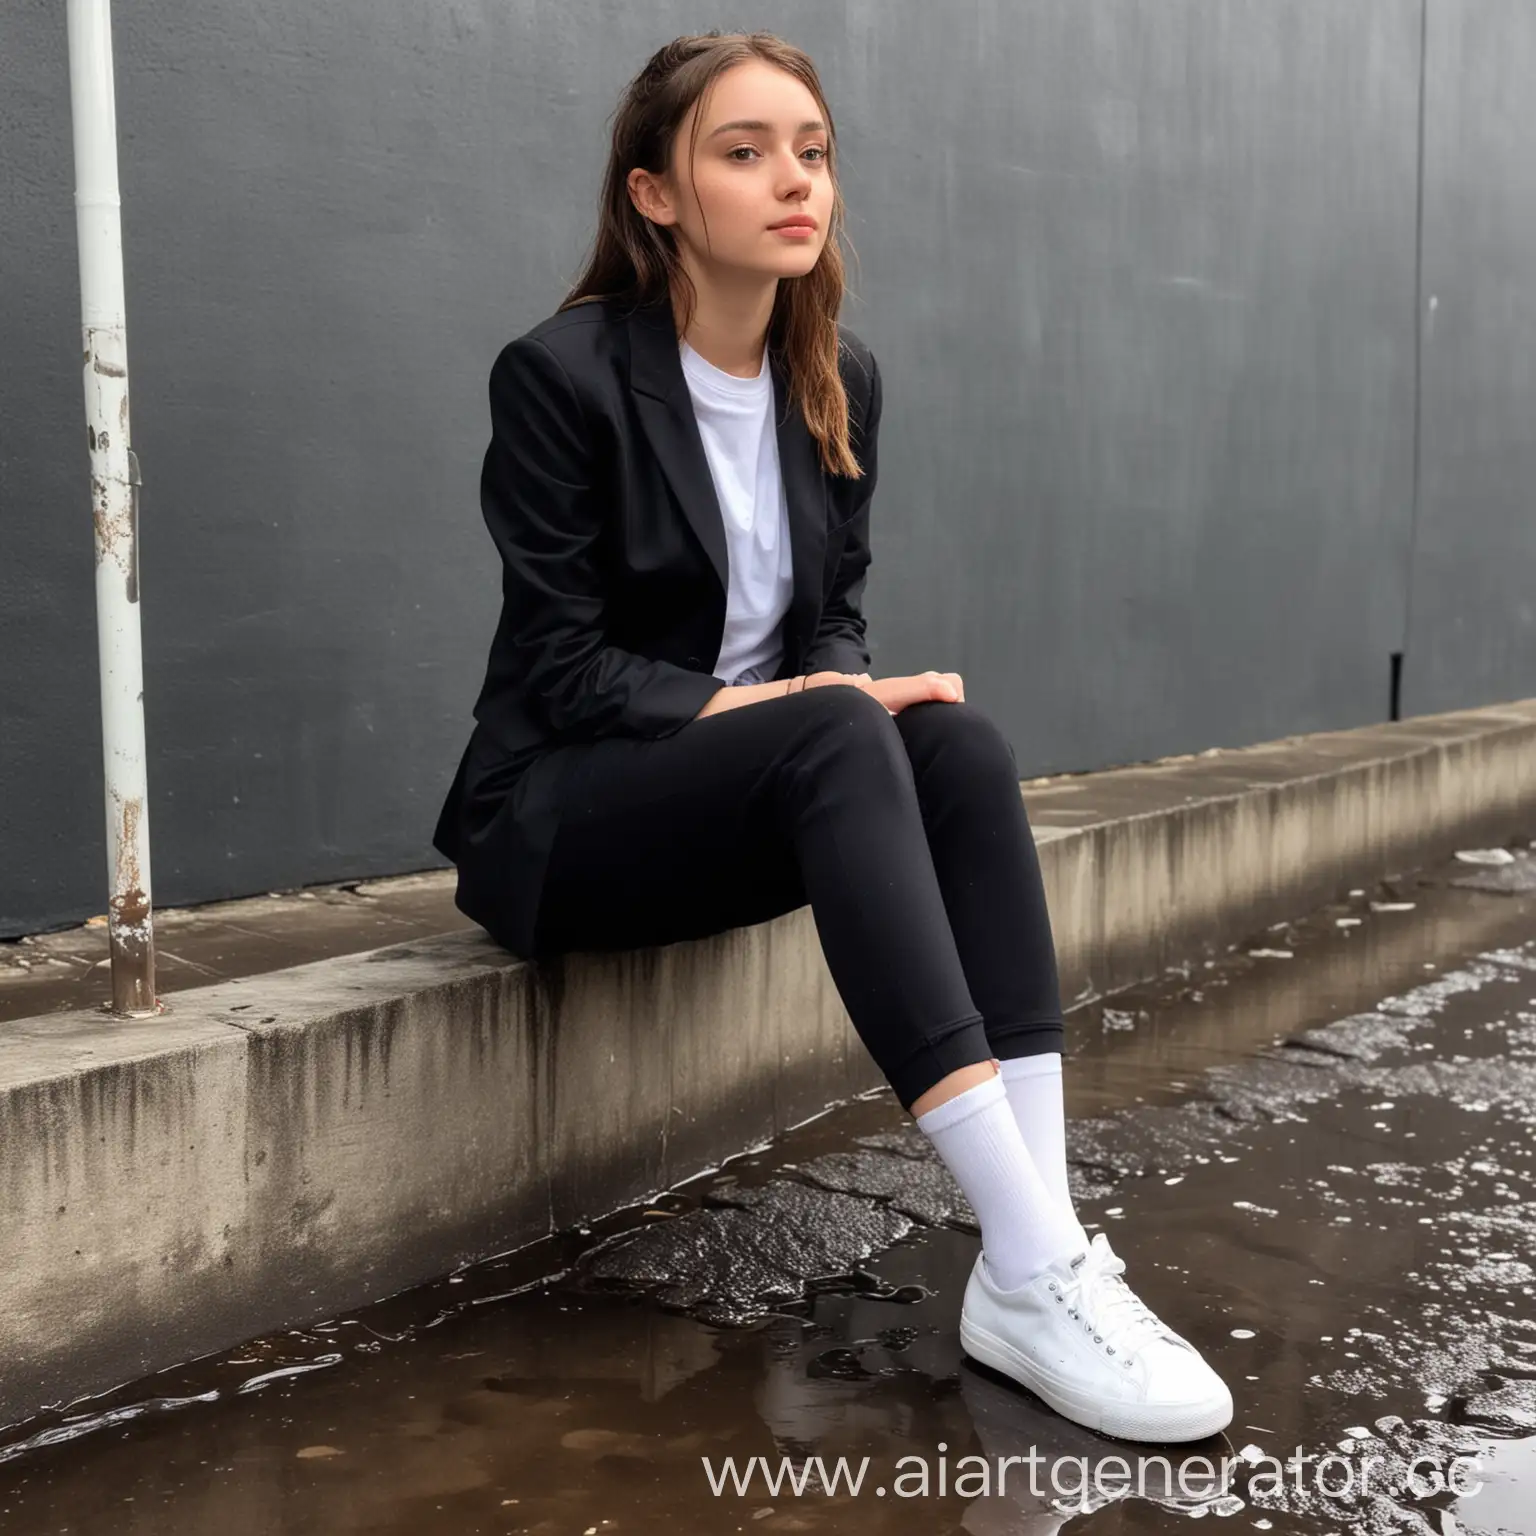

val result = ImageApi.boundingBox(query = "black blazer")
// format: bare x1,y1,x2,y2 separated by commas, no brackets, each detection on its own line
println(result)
432,289,882,958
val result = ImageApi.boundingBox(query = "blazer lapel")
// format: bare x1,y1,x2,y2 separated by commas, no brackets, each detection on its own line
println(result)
627,296,730,595
770,344,830,675
625,295,828,672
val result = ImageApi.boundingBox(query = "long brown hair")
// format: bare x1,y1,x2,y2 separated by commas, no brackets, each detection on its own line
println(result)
558,31,867,480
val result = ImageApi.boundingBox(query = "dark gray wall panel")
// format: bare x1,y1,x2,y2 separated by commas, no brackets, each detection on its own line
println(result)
3,0,638,934
1404,1,1536,716
851,0,1421,771
0,0,1499,939
2,6,106,935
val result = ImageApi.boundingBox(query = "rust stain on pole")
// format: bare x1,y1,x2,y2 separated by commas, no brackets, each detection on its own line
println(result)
89,438,140,605
126,446,141,604
92,485,120,560
92,478,131,563
109,796,155,1015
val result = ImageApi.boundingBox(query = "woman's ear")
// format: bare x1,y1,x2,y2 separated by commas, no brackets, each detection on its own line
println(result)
627,167,677,228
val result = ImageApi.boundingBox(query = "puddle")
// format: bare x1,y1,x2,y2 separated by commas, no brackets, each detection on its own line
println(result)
2,857,1534,1534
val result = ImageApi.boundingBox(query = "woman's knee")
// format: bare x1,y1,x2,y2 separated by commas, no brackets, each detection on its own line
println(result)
897,699,1019,778
786,680,909,769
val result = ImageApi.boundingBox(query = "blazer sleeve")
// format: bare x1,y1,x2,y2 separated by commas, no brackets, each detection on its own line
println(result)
800,349,880,677
480,334,724,739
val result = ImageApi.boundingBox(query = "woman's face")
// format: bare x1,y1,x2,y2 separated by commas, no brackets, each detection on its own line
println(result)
634,59,835,284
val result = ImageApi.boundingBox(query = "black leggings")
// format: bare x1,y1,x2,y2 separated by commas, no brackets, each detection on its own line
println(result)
531,684,1066,1110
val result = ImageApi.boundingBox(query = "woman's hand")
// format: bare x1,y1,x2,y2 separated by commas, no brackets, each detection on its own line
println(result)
802,669,964,716
862,671,964,715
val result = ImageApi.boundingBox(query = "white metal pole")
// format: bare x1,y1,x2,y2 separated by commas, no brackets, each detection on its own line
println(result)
66,0,157,1016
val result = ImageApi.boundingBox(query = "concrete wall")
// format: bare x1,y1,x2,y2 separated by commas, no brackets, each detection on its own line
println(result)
1404,2,1536,716
3,1,1532,938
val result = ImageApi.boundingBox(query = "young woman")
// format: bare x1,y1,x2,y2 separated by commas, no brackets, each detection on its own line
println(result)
433,30,1233,1444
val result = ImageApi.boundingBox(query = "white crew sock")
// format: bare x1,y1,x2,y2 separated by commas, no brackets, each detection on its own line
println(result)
915,1072,1088,1291
998,1052,1084,1233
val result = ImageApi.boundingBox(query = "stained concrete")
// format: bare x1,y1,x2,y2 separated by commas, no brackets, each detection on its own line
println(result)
3,858,1536,1533
1027,700,1536,1006
0,872,472,1022
2,699,1535,1432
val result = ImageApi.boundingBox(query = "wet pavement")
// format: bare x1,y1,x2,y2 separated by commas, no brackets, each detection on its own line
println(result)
0,872,470,1022
3,847,1536,1534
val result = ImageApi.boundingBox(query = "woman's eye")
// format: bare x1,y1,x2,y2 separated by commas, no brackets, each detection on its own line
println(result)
727,145,828,163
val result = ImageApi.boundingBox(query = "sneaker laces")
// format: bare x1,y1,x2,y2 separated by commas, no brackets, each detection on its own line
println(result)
1056,1234,1172,1360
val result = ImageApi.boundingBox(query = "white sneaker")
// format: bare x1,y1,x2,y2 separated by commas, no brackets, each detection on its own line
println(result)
959,1231,1234,1443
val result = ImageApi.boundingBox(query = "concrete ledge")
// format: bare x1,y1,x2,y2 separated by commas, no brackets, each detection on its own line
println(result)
1028,700,1536,1004
4,698,1536,1430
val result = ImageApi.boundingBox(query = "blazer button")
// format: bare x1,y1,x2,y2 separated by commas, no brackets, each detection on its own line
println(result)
687,655,700,665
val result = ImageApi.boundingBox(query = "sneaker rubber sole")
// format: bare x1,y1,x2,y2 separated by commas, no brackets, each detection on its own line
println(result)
959,1312,1234,1444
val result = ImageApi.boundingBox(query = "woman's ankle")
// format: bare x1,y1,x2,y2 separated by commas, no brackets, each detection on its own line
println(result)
908,1057,1000,1119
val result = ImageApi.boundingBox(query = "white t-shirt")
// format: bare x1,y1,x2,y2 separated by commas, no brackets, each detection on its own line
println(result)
679,336,794,686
